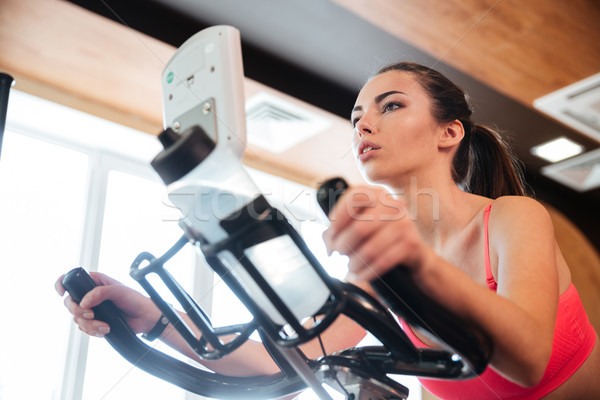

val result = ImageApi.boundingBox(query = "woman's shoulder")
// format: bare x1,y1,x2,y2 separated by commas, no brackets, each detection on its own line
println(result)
490,195,549,216
488,196,554,236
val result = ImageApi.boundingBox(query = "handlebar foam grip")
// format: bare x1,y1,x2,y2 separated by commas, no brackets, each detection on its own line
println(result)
61,267,125,328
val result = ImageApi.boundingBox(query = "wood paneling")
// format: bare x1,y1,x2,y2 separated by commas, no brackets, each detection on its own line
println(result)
333,0,600,107
0,0,169,133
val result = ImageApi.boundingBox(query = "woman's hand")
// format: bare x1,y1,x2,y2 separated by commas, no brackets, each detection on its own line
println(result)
322,185,429,282
55,272,160,337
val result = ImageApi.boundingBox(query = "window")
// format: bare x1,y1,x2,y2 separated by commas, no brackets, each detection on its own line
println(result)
0,129,88,399
82,169,197,400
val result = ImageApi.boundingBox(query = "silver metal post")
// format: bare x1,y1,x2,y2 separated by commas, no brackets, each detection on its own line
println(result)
263,335,335,400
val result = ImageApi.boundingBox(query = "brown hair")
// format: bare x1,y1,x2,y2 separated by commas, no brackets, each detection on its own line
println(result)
376,62,527,199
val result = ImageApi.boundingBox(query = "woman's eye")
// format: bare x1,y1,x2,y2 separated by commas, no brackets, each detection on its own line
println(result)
383,102,403,113
351,116,361,128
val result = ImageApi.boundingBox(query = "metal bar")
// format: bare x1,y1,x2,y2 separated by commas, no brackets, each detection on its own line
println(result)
261,335,335,400
0,73,15,160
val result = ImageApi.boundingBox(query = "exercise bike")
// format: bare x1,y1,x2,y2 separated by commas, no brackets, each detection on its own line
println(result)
62,26,492,400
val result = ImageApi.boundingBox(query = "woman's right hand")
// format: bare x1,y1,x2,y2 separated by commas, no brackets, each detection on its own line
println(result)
55,272,161,338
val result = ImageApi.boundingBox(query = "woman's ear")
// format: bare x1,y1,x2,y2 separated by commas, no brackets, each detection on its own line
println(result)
438,119,465,149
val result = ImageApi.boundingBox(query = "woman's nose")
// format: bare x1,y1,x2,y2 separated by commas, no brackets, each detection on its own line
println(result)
355,115,375,137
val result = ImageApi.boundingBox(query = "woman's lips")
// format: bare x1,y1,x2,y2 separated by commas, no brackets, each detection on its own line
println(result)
357,142,380,162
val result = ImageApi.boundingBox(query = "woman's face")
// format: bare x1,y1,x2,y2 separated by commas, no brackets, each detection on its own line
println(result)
351,71,443,186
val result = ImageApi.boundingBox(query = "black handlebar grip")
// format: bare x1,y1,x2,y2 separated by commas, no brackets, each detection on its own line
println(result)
316,177,349,217
61,267,129,331
62,267,97,303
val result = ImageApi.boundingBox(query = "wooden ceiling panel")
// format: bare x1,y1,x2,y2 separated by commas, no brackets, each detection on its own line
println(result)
333,0,600,107
0,0,171,132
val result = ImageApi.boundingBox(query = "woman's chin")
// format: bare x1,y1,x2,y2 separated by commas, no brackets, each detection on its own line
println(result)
360,167,389,186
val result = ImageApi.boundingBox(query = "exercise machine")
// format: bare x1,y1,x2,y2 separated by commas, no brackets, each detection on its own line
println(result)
63,26,492,400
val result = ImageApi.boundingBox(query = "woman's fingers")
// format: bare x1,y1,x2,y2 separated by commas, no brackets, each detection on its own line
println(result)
89,271,121,286
56,272,154,337
79,285,109,309
55,274,66,296
325,186,385,241
74,316,110,337
328,217,379,256
62,291,111,337
54,271,120,298
57,273,120,338
322,184,430,283
345,225,402,275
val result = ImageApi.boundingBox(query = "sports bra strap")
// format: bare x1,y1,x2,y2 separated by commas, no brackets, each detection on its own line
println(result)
484,203,497,291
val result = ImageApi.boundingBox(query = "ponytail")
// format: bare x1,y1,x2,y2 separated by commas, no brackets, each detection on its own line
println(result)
375,62,528,199
458,123,527,198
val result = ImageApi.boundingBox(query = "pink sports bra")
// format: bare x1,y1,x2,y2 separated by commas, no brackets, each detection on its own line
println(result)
402,203,597,399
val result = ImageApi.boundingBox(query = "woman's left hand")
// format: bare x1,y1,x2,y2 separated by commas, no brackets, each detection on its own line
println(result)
322,185,429,281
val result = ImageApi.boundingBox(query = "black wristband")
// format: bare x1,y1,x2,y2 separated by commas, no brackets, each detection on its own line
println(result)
142,314,169,341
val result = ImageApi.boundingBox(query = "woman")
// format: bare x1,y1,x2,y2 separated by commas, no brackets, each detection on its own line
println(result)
323,62,599,399
57,62,599,399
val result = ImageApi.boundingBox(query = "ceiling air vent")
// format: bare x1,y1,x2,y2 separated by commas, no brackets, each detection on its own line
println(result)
245,92,331,153
541,147,600,192
534,73,600,142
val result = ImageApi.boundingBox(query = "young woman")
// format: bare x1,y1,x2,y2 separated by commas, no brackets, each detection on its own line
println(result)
323,62,599,399
57,62,599,399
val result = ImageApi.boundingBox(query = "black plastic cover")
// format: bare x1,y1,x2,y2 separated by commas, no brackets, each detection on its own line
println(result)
151,126,216,185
